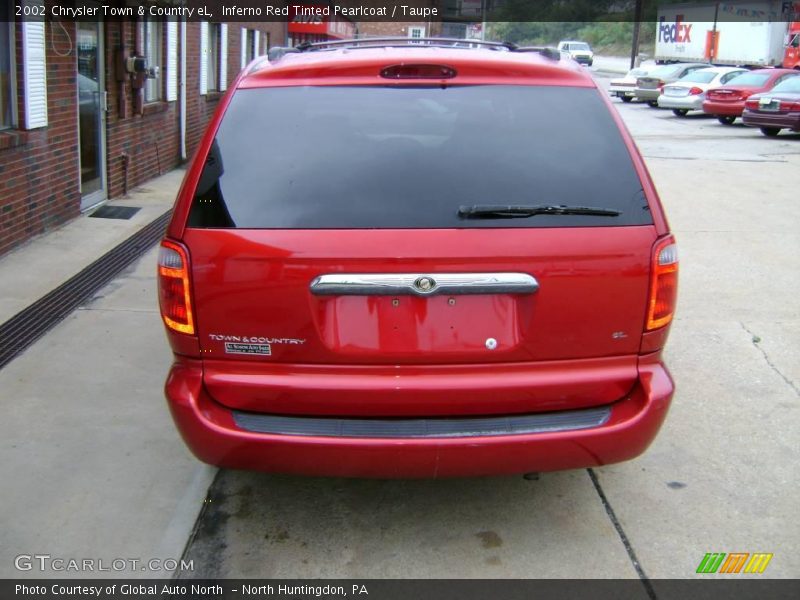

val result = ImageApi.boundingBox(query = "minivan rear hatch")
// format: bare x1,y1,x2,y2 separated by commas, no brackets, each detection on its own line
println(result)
182,84,657,414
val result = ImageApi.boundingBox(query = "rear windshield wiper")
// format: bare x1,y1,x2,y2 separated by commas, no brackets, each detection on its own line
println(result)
458,205,621,219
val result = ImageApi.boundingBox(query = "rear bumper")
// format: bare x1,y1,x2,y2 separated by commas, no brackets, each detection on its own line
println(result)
164,356,674,478
609,86,636,98
742,110,800,131
635,89,660,101
657,95,704,110
702,100,745,116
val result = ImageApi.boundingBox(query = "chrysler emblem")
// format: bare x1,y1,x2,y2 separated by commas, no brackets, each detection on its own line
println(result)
414,276,436,293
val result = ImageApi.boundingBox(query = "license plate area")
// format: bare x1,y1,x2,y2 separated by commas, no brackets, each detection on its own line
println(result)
759,99,781,112
312,295,523,357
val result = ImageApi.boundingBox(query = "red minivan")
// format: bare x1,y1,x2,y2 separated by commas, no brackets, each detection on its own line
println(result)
158,39,677,478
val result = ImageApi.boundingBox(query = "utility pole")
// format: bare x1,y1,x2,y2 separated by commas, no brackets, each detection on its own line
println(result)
630,0,644,69
710,2,720,63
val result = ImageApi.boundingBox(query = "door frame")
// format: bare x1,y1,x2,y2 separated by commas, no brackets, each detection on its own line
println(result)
77,17,108,212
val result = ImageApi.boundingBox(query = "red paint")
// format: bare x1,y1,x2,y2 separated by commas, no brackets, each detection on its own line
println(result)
160,46,677,477
165,355,674,478
784,21,800,69
703,69,799,118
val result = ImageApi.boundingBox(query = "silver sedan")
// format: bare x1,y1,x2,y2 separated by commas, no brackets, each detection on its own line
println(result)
657,67,748,116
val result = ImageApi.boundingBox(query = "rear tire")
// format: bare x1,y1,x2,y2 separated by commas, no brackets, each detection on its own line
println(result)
647,101,659,108
760,127,781,137
672,109,689,117
621,96,633,103
717,116,736,125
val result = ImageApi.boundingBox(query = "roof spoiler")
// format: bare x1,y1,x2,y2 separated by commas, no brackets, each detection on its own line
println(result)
295,37,519,52
263,38,562,62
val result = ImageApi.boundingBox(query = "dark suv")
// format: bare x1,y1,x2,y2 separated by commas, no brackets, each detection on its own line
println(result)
158,39,677,478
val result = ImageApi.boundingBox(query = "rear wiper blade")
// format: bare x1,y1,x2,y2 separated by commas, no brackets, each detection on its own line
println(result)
458,205,621,219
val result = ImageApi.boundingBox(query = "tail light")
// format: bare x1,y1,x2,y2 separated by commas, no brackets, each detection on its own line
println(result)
646,236,679,331
657,81,664,91
745,97,760,110
158,240,195,335
688,87,704,95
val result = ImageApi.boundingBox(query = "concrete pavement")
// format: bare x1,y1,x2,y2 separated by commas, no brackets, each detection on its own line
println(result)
593,88,800,578
0,173,215,579
0,245,216,579
0,169,182,324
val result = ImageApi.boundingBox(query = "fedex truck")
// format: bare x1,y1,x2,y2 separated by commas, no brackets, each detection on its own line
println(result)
655,1,800,68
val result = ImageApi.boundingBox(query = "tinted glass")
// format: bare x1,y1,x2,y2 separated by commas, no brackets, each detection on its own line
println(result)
679,70,717,83
771,76,800,93
724,72,770,87
648,65,682,78
189,85,651,229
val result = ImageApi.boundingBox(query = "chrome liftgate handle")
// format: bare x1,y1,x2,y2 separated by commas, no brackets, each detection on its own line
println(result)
309,273,539,297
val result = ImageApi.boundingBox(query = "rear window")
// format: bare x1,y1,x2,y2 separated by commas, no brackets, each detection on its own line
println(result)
189,85,651,229
679,70,717,84
725,72,770,87
771,76,800,93
647,65,681,79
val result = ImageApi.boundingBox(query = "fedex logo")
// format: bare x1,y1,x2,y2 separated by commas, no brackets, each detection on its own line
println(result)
659,16,693,44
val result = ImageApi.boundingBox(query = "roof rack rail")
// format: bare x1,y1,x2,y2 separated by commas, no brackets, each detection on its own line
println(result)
294,37,519,52
268,46,302,61
264,39,562,63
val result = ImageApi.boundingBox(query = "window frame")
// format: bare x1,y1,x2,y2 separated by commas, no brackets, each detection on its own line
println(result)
1,16,18,130
719,71,744,85
246,29,256,62
142,18,164,103
207,23,220,92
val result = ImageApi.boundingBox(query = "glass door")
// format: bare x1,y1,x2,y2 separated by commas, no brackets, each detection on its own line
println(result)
77,18,107,210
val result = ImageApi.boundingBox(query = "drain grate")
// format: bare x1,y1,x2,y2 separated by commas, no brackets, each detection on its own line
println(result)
89,205,141,220
0,210,172,371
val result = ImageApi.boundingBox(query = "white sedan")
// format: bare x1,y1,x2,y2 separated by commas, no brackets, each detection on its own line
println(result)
609,67,653,103
657,67,748,116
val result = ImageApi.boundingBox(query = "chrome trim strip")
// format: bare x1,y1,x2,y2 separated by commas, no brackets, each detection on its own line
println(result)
309,273,539,296
233,406,611,439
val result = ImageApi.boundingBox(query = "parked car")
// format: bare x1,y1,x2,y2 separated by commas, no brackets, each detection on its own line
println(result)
158,39,677,478
557,40,594,66
742,75,800,136
635,63,709,106
657,67,748,117
609,67,653,103
703,69,800,125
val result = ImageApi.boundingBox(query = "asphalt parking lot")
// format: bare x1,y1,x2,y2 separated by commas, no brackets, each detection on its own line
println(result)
1,69,798,583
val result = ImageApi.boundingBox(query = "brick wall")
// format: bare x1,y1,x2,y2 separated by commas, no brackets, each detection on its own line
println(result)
105,20,181,198
0,13,286,259
0,19,81,257
357,22,443,38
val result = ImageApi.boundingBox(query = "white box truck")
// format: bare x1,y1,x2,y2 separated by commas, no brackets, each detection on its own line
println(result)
656,1,800,68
